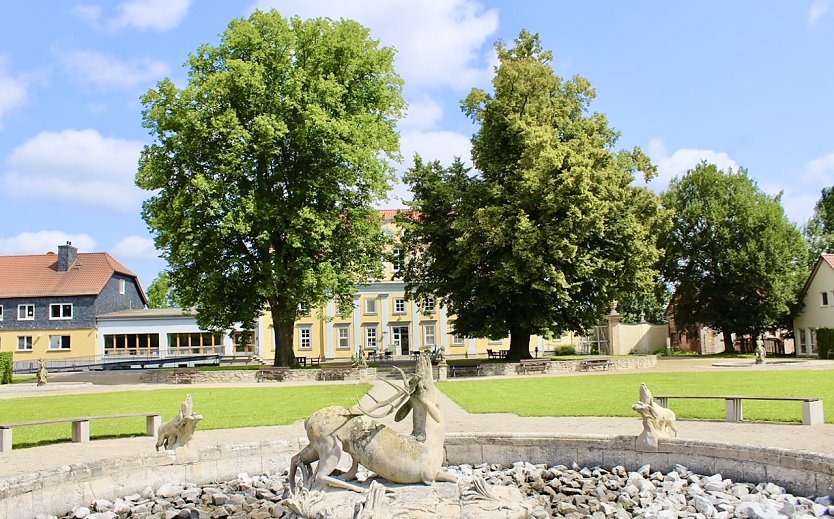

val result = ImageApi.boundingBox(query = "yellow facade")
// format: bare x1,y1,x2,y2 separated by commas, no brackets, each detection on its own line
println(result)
0,328,97,361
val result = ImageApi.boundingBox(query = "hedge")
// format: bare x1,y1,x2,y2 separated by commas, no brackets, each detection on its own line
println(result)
0,351,13,384
817,328,834,360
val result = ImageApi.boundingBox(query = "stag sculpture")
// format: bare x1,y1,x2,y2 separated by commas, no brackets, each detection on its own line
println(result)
289,353,456,493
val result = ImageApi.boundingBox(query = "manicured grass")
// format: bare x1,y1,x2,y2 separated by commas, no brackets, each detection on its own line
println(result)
438,370,834,423
0,384,369,448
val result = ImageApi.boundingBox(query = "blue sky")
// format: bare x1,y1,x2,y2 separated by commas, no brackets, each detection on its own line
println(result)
1,1,833,290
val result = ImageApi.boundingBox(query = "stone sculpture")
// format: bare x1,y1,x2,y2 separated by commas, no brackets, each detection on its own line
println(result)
755,343,766,364
289,352,456,493
155,394,203,451
633,382,678,450
36,358,48,386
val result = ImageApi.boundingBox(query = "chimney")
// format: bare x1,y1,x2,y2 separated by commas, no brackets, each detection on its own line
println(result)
57,241,78,272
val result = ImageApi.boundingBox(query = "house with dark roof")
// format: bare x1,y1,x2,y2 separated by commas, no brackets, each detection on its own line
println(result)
793,254,834,357
0,242,147,361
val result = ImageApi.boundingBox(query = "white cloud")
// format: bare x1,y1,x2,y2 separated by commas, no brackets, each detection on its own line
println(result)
112,235,161,260
401,97,445,131
0,55,30,128
248,0,499,90
0,231,96,255
809,0,831,25
769,150,834,224
57,49,169,89
1,129,146,212
75,0,192,31
645,138,739,191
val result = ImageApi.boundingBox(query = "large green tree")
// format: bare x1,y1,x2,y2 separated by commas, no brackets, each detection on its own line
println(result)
398,31,661,360
136,10,404,366
660,162,809,352
803,187,834,264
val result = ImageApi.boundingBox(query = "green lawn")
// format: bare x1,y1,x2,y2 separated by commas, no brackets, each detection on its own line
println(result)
438,370,834,423
0,384,369,448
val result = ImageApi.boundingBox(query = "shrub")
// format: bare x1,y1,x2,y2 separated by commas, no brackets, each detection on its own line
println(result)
554,345,576,356
817,328,834,359
0,352,13,384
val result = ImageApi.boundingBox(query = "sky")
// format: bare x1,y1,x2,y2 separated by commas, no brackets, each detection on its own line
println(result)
1,1,833,291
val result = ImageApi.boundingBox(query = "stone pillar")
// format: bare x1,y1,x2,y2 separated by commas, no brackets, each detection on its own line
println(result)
606,309,622,355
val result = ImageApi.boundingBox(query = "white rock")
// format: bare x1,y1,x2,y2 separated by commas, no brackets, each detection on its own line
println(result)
693,494,716,516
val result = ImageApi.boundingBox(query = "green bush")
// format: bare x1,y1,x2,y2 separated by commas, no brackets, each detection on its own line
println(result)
554,345,576,356
817,328,834,359
0,352,13,384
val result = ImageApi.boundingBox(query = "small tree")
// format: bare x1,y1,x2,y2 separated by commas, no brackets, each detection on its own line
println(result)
0,352,13,384
137,10,404,366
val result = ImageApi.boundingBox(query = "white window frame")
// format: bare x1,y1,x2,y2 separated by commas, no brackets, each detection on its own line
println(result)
17,336,33,351
119,279,126,295
451,334,464,346
365,326,378,351
49,303,73,320
49,335,71,350
298,302,311,317
0,305,3,321
18,304,34,321
810,328,817,354
336,326,350,350
364,298,378,315
298,325,312,350
391,247,402,272
423,323,436,347
422,297,435,314
488,338,504,345
393,298,406,314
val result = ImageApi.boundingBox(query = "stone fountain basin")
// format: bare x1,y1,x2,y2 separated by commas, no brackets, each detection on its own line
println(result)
2,432,833,516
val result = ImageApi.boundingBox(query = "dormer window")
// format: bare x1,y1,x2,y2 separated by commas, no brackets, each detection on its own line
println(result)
18,304,34,320
119,279,126,295
50,303,73,320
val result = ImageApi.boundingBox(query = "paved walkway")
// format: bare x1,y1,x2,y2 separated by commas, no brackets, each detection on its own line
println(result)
1,358,833,481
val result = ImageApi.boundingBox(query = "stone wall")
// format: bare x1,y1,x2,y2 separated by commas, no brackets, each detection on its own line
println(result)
4,432,833,516
139,367,377,384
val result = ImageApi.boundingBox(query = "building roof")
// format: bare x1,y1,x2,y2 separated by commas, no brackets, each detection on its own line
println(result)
798,254,834,300
97,308,196,320
0,251,146,303
378,209,404,220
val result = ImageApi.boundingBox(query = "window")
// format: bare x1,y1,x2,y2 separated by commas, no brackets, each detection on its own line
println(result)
18,304,34,320
364,298,378,315
489,338,504,345
394,298,406,314
451,334,464,346
104,333,160,356
365,326,377,350
119,279,126,295
337,326,350,350
0,305,3,321
50,303,73,320
167,332,222,356
422,297,435,314
49,335,71,350
17,336,33,351
797,328,807,353
823,292,830,307
423,323,436,347
810,328,817,354
298,326,312,350
391,248,402,272
298,302,311,317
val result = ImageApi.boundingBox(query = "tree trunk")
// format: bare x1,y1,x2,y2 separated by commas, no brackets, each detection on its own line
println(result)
272,309,297,367
722,329,736,354
506,325,533,361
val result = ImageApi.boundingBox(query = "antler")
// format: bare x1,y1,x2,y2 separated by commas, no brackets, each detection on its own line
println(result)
356,366,416,418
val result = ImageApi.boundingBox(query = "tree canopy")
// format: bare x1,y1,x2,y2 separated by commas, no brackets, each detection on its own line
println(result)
660,162,809,351
803,187,834,264
136,10,405,366
146,271,178,309
398,30,661,360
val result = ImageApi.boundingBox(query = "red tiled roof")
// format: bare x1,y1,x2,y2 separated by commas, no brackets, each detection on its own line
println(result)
822,254,834,270
0,251,142,299
377,209,404,220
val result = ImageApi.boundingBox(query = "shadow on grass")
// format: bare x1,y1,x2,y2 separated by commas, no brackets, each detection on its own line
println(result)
13,431,150,450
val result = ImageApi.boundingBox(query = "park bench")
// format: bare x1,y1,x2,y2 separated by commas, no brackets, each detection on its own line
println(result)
579,358,612,371
171,369,199,383
450,362,482,377
653,395,824,426
255,367,290,382
487,349,508,359
518,359,549,374
319,367,352,381
0,412,161,452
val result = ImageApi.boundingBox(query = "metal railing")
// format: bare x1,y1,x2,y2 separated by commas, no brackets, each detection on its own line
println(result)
13,353,220,374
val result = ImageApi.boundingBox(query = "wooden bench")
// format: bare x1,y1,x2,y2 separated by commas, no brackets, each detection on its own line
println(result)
256,367,290,382
295,356,307,367
319,367,352,381
171,369,199,383
519,359,549,374
579,358,612,371
450,362,482,377
0,412,161,452
654,395,824,425
310,357,321,366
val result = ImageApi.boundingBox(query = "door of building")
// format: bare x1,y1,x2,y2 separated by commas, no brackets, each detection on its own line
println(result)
391,325,410,355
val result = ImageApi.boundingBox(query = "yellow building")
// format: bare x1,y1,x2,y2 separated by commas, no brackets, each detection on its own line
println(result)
258,210,578,361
